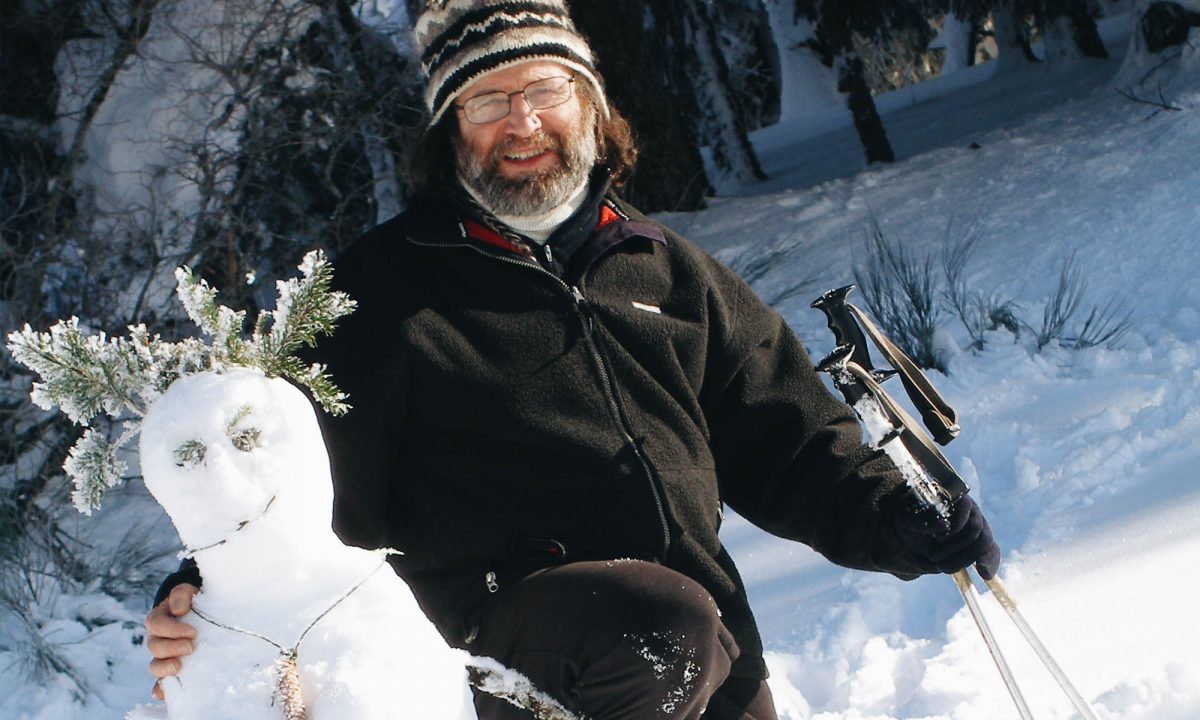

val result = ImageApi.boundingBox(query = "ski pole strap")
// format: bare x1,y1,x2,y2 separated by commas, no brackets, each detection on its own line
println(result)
843,301,960,445
811,285,960,445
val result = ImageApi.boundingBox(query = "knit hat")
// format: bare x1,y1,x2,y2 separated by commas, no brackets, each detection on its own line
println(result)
414,0,609,126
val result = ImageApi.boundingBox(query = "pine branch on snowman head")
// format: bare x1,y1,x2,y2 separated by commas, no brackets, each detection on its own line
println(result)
5,250,355,514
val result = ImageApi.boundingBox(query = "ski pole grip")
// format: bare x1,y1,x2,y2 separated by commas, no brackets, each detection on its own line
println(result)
811,285,874,372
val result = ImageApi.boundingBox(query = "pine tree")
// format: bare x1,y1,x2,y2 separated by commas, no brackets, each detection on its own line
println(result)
794,0,938,163
6,250,355,514
178,1,423,319
572,0,779,202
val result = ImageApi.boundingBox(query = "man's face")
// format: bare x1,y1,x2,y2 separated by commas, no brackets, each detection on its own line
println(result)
454,61,597,216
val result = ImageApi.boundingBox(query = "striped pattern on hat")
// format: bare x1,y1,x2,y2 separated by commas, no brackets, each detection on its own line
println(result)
414,0,608,125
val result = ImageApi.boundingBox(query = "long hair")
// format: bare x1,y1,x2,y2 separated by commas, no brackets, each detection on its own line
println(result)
582,82,638,188
405,81,638,196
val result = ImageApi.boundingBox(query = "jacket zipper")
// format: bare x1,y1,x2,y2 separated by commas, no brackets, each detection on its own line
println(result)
408,236,673,560
568,285,673,560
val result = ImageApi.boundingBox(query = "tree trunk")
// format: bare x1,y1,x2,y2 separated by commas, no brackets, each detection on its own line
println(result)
708,0,783,129
967,9,990,66
991,6,1038,69
45,0,162,241
570,0,711,212
1044,0,1110,60
1068,0,1110,58
940,13,975,73
837,55,895,164
683,0,768,187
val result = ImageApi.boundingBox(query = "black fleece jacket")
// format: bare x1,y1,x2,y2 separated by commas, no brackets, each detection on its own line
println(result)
158,176,936,680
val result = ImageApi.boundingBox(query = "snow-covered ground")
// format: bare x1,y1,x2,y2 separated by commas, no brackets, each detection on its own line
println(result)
4,13,1200,720
667,28,1200,720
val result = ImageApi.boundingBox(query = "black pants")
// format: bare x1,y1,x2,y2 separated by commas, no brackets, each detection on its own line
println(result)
469,559,778,720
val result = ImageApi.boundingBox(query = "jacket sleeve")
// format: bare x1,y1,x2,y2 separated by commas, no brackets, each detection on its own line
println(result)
699,259,934,579
299,228,408,552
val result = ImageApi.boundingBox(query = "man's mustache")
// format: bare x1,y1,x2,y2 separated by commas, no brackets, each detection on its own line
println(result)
490,130,560,166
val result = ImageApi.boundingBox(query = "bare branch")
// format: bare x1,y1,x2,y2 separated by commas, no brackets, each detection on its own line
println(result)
1115,85,1183,114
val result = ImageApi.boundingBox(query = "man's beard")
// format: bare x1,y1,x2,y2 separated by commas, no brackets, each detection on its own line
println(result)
455,110,598,217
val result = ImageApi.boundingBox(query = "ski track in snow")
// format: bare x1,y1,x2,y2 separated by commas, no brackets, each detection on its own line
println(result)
5,12,1200,720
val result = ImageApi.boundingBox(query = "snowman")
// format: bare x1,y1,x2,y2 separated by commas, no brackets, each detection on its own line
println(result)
127,367,477,719
8,252,477,720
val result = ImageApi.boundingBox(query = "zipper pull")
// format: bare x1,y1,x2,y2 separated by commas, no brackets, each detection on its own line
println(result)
570,286,595,337
485,571,499,593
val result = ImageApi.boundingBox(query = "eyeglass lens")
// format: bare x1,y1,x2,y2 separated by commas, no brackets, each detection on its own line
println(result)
461,76,574,124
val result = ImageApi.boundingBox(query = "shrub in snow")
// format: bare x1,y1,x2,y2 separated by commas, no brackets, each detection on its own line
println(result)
7,252,477,719
853,217,946,372
1032,252,1132,351
851,219,1131,371
941,222,1024,351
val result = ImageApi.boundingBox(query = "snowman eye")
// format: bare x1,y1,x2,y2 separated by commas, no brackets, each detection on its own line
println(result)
229,427,261,453
226,404,261,453
174,440,207,469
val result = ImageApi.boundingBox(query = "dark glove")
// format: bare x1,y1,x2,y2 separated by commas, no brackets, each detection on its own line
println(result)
893,495,1001,580
152,557,202,606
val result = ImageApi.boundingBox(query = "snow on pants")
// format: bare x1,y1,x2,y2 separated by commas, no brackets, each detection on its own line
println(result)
468,559,778,720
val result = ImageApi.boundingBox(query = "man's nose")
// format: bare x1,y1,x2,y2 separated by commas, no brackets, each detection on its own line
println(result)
504,94,542,135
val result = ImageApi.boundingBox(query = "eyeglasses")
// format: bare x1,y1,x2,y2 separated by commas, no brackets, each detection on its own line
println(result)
456,76,576,125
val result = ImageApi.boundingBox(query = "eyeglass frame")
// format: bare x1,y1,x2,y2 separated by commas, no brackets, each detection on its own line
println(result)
455,75,577,125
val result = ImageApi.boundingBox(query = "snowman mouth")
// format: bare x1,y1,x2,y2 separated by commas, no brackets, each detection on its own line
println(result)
184,494,278,556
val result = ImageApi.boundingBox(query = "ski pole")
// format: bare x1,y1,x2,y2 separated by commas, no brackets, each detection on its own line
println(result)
953,569,1034,720
814,342,1037,718
983,574,1099,720
811,285,1100,720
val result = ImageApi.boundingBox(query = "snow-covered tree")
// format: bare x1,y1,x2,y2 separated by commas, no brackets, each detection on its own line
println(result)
943,0,1108,66
2,5,422,659
677,0,770,186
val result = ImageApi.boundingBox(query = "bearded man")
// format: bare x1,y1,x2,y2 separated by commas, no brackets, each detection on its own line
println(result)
145,2,1001,719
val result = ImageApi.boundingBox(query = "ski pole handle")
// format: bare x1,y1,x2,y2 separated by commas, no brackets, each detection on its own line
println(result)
812,285,875,373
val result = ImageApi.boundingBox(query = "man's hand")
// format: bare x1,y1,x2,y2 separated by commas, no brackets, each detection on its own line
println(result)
145,583,199,700
893,496,1001,580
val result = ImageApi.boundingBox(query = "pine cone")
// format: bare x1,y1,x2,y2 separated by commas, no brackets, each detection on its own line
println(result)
276,652,308,720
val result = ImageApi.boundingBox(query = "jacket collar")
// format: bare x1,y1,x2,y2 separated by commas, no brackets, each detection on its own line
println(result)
405,168,666,278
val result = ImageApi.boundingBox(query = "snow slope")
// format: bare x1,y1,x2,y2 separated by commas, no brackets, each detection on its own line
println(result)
4,14,1200,720
667,31,1200,720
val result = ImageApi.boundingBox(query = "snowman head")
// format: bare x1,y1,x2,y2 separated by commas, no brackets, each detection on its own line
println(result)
139,367,332,550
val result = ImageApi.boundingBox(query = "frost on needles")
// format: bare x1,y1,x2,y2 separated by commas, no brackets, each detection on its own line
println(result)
5,250,356,515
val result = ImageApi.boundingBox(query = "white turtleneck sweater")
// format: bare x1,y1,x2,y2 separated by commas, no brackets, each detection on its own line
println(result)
460,174,591,244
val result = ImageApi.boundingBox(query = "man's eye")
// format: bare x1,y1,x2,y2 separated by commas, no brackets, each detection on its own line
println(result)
472,94,508,111
526,88,555,104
